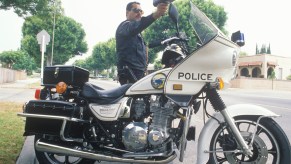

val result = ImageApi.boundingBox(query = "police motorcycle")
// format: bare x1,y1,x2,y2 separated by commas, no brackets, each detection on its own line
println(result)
18,0,291,164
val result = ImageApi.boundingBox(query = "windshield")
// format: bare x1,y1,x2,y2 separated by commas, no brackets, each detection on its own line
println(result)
188,2,219,45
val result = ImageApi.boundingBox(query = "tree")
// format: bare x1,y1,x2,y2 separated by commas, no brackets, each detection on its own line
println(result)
0,50,36,75
257,43,271,54
256,43,259,54
260,44,267,54
268,70,276,90
154,60,163,70
21,15,88,67
74,59,92,71
267,43,271,54
143,0,227,63
268,70,276,79
239,51,248,57
0,0,55,17
90,38,116,74
75,38,116,75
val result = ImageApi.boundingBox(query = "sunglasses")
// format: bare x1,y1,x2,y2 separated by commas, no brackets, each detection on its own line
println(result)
131,8,144,14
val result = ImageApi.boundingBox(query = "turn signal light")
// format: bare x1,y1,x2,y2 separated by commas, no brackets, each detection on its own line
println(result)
56,82,67,94
35,88,41,99
173,84,183,90
217,77,224,90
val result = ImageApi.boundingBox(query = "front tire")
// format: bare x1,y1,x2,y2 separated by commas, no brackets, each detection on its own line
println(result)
208,116,291,164
34,135,95,164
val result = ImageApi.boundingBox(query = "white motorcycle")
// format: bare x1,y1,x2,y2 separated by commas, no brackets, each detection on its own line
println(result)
18,1,290,164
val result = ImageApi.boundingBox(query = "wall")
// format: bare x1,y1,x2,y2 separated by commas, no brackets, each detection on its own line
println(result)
230,77,291,91
0,68,27,84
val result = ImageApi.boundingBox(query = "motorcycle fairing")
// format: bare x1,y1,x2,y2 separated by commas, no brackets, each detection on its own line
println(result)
89,97,131,121
196,104,279,164
164,35,239,96
125,35,238,97
125,68,172,95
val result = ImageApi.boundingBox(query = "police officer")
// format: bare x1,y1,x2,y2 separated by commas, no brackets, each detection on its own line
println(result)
116,1,168,85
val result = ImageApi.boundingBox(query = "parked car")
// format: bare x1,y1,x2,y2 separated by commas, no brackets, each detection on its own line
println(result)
97,75,105,78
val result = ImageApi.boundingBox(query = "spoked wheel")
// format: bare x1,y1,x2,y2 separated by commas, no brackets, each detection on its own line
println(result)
208,116,291,164
34,135,95,164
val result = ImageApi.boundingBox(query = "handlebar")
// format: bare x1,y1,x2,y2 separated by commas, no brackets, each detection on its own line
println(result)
148,40,162,48
148,36,188,48
161,37,180,45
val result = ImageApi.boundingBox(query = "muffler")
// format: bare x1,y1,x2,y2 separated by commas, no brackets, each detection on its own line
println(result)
35,140,176,164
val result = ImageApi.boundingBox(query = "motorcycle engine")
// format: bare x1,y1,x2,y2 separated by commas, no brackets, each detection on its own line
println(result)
122,96,175,152
122,122,148,151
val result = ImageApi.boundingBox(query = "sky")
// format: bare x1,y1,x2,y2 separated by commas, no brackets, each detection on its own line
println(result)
1,0,291,60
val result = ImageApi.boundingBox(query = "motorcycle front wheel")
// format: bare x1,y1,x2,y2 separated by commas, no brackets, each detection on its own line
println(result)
208,116,291,164
34,135,95,164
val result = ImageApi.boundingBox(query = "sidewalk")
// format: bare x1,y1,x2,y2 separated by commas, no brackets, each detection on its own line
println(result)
0,77,40,89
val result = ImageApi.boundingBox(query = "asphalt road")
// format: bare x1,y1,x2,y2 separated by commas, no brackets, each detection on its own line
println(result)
1,78,290,164
219,89,291,139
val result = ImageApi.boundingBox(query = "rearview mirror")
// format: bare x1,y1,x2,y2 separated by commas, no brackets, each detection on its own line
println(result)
168,3,179,33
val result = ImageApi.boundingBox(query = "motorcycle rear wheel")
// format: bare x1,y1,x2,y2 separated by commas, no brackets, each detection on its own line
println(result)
208,116,291,164
34,135,95,164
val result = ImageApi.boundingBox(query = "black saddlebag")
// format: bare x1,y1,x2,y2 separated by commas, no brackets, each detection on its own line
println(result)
23,100,81,136
43,66,89,87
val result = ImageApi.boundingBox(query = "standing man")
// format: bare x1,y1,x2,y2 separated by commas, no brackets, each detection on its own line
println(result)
116,1,168,85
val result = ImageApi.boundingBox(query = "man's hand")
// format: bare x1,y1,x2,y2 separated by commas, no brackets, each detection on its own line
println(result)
153,3,168,20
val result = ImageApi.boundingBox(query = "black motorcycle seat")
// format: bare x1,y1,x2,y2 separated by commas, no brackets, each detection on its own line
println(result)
81,82,132,104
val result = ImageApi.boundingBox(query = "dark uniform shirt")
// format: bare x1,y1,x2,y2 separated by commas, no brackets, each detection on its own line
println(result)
116,14,156,71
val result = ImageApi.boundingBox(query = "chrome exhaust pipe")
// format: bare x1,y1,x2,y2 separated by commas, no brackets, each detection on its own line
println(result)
35,140,176,164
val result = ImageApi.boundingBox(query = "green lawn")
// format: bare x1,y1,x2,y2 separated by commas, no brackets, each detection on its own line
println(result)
0,102,25,164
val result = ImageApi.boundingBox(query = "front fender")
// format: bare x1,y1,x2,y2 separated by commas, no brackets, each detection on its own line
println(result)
196,104,279,164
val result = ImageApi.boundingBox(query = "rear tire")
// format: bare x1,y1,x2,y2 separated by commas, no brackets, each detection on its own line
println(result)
34,135,95,164
208,116,291,164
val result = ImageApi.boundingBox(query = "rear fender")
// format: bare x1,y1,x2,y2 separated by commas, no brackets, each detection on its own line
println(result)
196,104,279,164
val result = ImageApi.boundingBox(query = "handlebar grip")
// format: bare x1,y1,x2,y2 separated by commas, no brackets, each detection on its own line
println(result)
153,0,174,7
148,41,162,48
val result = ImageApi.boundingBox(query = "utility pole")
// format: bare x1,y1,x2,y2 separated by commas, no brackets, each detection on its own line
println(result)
51,0,56,66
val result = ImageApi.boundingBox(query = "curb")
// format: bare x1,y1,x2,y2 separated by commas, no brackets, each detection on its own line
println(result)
16,136,38,164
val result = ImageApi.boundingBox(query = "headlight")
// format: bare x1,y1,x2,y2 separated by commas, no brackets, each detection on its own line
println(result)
151,73,166,89
209,77,225,90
